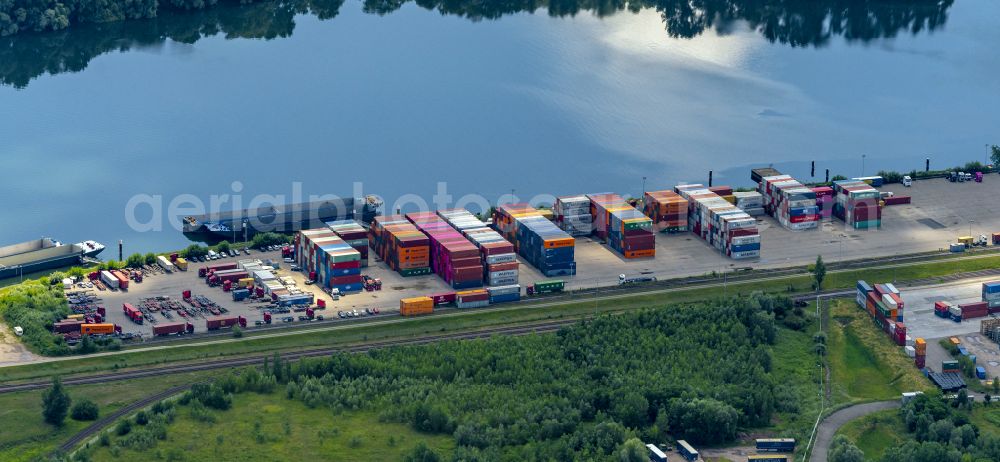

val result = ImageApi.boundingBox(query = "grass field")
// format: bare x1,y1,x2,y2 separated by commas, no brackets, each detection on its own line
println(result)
827,300,931,404
0,370,224,462
84,393,455,461
8,249,1000,383
835,409,905,461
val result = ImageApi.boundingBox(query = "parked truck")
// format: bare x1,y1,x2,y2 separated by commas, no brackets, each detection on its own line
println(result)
100,270,119,290
123,303,143,324
205,315,247,330
153,322,195,336
174,257,189,271
198,262,239,278
53,319,85,334
527,280,565,295
618,273,657,285
208,270,249,286
157,255,175,273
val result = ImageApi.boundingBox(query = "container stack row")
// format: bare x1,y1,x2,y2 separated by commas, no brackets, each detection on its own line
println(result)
326,220,369,267
456,289,490,308
406,211,484,289
674,184,761,259
554,195,593,236
753,169,819,231
856,280,906,345
369,216,432,277
732,191,764,216
296,228,363,293
643,190,688,233
588,193,656,258
437,209,519,287
832,180,882,229
811,186,834,219
493,204,576,277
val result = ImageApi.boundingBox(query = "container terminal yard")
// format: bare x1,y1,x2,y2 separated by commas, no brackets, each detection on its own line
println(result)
33,174,1000,350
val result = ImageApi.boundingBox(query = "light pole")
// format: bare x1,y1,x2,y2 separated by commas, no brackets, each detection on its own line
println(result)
861,154,866,177
641,176,647,205
970,220,975,238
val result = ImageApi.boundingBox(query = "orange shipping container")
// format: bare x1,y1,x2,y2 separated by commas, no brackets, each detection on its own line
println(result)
949,337,961,346
81,323,116,335
624,249,655,259
543,238,575,249
400,297,434,316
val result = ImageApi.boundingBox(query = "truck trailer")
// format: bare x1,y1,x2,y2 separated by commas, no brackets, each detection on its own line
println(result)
205,316,247,330
153,322,195,336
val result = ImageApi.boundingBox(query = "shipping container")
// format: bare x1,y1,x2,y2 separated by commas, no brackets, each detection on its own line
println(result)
643,190,689,232
53,319,84,334
676,440,699,461
100,270,119,289
369,216,432,276
326,220,370,267
174,257,189,271
156,255,175,273
755,438,795,453
110,270,130,290
554,195,594,236
123,303,143,324
81,323,119,335
438,209,520,286
753,170,819,231
400,297,434,316
457,289,491,308
831,180,883,229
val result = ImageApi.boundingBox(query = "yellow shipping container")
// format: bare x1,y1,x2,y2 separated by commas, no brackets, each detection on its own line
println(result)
175,257,189,271
238,278,255,288
949,337,961,346
66,314,84,320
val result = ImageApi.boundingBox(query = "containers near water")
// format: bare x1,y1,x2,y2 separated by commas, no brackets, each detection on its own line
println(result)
675,184,761,259
369,216,432,277
438,209,519,287
754,169,819,231
406,211,485,289
832,180,882,229
812,187,834,219
732,191,765,216
493,204,576,277
554,195,594,236
587,193,655,258
643,190,688,233
326,220,369,267
296,228,363,292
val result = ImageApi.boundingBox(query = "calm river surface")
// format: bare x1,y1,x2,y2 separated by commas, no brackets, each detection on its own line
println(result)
0,0,997,253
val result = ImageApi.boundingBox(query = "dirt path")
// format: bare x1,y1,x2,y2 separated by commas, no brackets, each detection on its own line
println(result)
809,401,899,462
0,323,37,366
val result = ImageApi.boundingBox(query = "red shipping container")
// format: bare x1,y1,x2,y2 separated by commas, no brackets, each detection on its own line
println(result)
428,292,457,305
934,301,950,313
915,355,926,369
329,275,363,286
488,261,519,272
453,266,484,281
329,260,361,269
729,228,758,237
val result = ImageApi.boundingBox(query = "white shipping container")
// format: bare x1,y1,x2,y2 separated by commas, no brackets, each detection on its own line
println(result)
157,255,175,272
905,335,914,346
489,270,518,279
489,277,519,287
882,294,898,309
884,283,900,294
904,346,916,357
730,235,761,246
100,270,119,289
730,250,760,259
486,253,517,265
456,300,489,309
487,284,520,296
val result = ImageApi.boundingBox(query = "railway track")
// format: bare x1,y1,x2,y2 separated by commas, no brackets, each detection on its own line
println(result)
1,320,574,394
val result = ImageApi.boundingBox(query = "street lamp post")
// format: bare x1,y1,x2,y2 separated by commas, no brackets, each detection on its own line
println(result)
861,154,866,177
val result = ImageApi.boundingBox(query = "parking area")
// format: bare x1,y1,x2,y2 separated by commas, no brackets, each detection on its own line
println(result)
896,278,1000,382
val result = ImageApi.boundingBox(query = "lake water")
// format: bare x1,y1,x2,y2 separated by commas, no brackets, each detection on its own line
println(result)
1,0,997,254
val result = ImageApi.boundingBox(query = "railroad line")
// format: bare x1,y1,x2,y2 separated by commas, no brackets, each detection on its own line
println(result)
0,320,573,394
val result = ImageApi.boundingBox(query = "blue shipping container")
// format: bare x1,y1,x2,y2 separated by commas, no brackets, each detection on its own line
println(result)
730,243,761,253
331,283,363,293
489,293,521,304
977,366,987,379
857,280,872,293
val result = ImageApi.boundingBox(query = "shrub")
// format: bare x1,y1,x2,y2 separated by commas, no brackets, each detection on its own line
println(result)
115,419,132,436
135,410,149,425
70,399,99,421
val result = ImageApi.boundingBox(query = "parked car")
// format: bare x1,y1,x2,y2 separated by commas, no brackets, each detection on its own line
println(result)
243,247,251,255
338,311,346,318
230,249,238,257
282,316,294,323
372,307,380,314
283,258,294,263
353,310,360,317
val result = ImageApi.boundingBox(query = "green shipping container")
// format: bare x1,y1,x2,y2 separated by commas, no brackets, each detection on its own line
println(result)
534,280,565,293
399,267,432,277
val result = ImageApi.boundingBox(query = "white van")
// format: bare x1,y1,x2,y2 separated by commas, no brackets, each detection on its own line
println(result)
14,326,23,336
902,175,912,187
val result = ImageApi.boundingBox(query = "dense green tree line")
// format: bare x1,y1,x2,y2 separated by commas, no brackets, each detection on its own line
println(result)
872,393,1000,462
224,295,792,459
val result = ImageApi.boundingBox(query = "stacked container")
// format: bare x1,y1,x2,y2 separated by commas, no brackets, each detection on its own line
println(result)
983,282,1000,313
493,204,576,277
755,170,819,231
914,338,926,369
643,190,688,233
732,191,764,216
369,216,432,277
438,209,519,286
588,193,655,258
812,186,834,219
487,284,521,304
406,211,484,289
832,180,882,229
327,220,369,267
456,289,490,308
296,228,363,293
554,195,593,236
675,184,761,259
857,280,906,342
